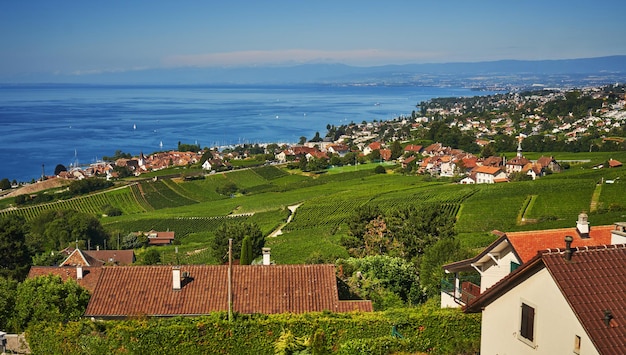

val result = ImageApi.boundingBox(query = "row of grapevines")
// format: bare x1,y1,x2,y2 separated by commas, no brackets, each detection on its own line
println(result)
252,165,288,180
137,179,197,210
0,187,145,221
103,215,252,238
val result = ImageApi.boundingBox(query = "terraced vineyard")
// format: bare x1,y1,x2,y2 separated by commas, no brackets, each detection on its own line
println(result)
103,215,253,239
0,186,146,220
134,179,198,210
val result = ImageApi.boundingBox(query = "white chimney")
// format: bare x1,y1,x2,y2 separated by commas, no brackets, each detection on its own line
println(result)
576,212,590,238
610,222,626,244
262,248,271,265
76,265,83,280
172,266,181,290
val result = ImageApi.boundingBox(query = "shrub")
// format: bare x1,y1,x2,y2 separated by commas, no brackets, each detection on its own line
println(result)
374,165,386,174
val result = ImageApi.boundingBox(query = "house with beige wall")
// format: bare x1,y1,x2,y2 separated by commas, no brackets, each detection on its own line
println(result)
465,244,626,354
441,214,621,308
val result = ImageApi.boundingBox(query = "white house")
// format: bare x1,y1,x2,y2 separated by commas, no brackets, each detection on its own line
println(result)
465,244,626,354
473,165,507,184
441,214,620,308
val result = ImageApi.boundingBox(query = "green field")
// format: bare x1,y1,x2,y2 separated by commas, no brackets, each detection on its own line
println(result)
1,154,625,263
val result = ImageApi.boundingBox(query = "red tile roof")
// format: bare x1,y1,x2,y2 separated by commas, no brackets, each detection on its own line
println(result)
84,264,372,318
543,245,626,353
60,248,135,266
506,225,615,263
27,266,102,292
473,165,502,175
403,144,423,152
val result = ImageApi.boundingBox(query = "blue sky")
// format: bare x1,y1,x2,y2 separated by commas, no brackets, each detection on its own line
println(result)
1,0,625,79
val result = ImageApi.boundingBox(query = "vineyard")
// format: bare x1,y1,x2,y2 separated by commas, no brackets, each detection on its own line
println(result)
103,215,252,239
133,179,198,210
1,157,622,266
0,186,146,221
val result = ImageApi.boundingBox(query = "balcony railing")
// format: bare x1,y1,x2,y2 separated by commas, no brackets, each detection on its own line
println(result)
441,279,480,306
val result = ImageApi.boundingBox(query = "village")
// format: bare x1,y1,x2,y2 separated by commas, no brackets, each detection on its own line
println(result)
34,84,624,187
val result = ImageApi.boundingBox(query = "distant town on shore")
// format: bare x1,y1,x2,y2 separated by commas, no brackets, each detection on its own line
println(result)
1,82,624,190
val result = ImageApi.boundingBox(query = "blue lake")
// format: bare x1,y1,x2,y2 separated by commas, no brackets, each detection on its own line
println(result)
0,84,490,182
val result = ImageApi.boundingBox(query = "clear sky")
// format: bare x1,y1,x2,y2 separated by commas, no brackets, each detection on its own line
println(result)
1,0,625,79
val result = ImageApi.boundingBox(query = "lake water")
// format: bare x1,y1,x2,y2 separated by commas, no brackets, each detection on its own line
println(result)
0,84,489,182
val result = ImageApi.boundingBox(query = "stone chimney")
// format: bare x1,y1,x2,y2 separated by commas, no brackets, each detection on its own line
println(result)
172,266,181,290
576,212,590,239
564,235,573,261
76,265,83,280
262,248,271,266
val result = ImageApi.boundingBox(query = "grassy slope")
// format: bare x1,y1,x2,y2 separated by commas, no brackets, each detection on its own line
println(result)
3,154,624,264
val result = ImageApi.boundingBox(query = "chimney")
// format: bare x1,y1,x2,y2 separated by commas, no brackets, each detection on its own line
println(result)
576,212,590,239
262,247,271,266
76,265,83,280
172,266,181,290
564,235,573,261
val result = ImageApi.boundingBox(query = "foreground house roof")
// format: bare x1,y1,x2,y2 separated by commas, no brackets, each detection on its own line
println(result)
84,264,371,318
466,244,626,354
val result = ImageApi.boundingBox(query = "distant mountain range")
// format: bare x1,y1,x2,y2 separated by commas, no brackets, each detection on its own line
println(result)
6,55,626,88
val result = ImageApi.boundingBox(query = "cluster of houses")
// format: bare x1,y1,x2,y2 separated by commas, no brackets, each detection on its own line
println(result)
49,137,595,186
422,85,626,141
441,214,626,354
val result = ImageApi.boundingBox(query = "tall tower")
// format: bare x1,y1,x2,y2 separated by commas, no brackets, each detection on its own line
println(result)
516,134,524,158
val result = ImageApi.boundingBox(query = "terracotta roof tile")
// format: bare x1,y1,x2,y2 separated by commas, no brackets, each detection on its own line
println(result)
506,225,615,262
544,245,626,354
473,166,502,175
85,264,371,317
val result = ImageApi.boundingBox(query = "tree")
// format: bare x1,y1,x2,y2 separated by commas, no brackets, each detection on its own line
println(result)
367,149,381,162
390,141,403,160
480,143,496,158
199,150,214,165
419,237,472,298
298,136,307,145
240,236,253,265
309,131,323,142
53,164,67,176
141,248,161,265
373,165,386,174
0,215,31,281
11,274,90,332
0,178,10,190
337,255,424,309
121,232,148,249
216,182,238,196
0,277,18,331
27,210,109,254
211,222,264,263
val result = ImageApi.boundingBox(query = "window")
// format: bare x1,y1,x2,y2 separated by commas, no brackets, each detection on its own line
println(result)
510,261,520,272
520,302,535,343
574,335,581,354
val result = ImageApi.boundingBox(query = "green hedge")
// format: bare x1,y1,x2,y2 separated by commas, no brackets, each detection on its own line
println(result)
26,307,480,355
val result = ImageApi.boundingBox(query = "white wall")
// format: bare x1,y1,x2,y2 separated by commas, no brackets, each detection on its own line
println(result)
481,268,598,355
478,244,519,293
